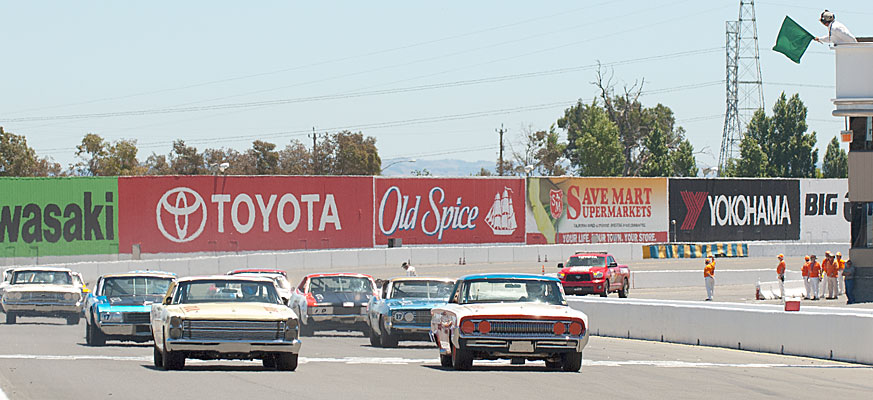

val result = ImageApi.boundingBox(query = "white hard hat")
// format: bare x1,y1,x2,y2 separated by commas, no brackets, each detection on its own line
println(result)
821,10,835,24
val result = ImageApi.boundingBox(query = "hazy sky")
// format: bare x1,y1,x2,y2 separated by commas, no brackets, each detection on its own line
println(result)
1,1,868,172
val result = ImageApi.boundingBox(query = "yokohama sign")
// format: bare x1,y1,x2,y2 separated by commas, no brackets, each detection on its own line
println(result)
669,178,800,241
118,176,373,253
375,178,525,245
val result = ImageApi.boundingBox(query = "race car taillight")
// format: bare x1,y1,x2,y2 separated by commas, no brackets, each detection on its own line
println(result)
460,320,475,334
305,293,317,307
553,322,566,335
569,321,584,336
478,320,491,334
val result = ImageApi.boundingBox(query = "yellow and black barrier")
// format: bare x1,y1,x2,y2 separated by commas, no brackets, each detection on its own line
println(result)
643,243,748,259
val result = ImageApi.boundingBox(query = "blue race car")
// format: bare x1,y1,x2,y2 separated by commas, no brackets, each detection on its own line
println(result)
84,271,176,346
367,277,454,347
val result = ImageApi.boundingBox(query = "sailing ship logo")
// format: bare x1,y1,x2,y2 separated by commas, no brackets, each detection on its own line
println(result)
485,187,517,235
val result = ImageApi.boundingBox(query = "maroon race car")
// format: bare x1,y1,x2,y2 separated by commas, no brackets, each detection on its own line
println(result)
557,252,630,298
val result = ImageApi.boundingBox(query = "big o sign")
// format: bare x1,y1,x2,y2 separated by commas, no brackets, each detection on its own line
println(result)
118,176,373,253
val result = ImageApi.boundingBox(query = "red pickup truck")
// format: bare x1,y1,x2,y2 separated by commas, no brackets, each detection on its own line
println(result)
557,252,630,298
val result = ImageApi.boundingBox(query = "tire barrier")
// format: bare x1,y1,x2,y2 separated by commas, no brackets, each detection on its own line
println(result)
642,243,748,259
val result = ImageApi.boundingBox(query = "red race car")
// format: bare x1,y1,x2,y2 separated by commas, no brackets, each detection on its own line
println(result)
557,252,630,298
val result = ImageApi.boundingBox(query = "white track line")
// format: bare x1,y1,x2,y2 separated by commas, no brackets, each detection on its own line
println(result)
0,354,865,368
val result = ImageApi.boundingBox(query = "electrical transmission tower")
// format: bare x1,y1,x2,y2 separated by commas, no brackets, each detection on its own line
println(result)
718,1,764,175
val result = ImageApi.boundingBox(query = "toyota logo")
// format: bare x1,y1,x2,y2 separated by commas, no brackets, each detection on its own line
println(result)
156,187,207,243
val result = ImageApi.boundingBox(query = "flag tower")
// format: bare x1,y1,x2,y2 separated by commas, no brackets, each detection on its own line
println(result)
719,1,764,175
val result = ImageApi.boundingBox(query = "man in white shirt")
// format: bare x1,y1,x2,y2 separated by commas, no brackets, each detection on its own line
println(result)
401,262,417,277
814,10,856,45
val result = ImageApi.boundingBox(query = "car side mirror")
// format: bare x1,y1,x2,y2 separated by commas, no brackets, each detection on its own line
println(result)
557,263,564,269
163,296,172,305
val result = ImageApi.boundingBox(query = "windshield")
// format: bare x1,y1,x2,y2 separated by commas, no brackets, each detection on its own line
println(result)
460,279,565,305
567,256,606,267
173,280,281,304
390,281,454,300
309,276,373,295
11,270,72,285
101,276,173,297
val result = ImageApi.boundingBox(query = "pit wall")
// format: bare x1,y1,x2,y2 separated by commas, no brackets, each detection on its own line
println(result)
568,297,873,365
6,242,849,284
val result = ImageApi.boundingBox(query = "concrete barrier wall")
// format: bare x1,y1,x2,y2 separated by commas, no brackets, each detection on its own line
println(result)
568,297,873,364
2,242,850,286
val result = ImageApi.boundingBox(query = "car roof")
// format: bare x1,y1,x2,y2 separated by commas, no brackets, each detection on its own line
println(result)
389,277,455,283
100,271,177,279
458,273,560,282
8,266,73,273
571,252,609,257
227,269,287,276
177,275,277,284
305,272,374,279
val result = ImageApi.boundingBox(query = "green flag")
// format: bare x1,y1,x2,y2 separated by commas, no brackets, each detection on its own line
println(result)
772,16,815,63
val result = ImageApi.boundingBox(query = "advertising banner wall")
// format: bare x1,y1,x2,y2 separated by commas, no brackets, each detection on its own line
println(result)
669,178,800,242
118,176,373,253
375,177,525,245
525,177,668,244
800,179,849,243
0,177,119,257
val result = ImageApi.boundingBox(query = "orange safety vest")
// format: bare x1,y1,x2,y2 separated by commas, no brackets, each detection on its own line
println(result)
801,262,810,277
704,263,715,278
776,260,786,275
825,259,838,278
810,261,822,278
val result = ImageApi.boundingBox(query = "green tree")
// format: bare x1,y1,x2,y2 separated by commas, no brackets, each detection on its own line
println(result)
331,131,380,175
248,140,279,175
411,168,432,176
203,147,255,175
278,140,311,175
639,126,672,177
738,93,818,178
822,136,848,178
726,134,769,177
169,140,206,175
559,100,623,176
474,167,493,176
511,125,567,176
144,153,173,175
74,133,143,175
671,138,698,177
0,127,61,176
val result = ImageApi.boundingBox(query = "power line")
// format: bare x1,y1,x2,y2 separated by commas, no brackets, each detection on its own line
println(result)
7,48,722,124
1,2,612,117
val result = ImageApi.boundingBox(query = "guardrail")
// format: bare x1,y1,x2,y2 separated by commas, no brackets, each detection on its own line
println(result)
568,297,873,365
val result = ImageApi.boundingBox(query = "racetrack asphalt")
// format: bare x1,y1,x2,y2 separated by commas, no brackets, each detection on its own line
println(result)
1,317,872,400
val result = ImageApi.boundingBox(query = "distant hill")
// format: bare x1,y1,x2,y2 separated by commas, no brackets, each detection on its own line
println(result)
381,158,493,176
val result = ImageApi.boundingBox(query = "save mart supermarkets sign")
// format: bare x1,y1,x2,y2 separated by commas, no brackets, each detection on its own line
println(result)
0,177,118,257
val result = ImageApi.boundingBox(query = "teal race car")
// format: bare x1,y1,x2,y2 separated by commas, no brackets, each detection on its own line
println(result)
367,277,454,347
84,271,176,346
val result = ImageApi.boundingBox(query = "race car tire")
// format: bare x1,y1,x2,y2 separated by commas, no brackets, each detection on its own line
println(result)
618,279,629,298
439,353,453,368
600,283,609,298
5,312,16,324
87,319,106,346
360,324,372,338
451,343,473,370
162,333,185,370
66,315,80,325
380,317,398,348
262,354,277,369
562,351,582,372
368,324,381,347
275,353,298,371
153,343,163,368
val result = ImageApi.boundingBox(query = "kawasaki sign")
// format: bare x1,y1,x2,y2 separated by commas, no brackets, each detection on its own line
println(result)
669,178,800,242
0,177,118,257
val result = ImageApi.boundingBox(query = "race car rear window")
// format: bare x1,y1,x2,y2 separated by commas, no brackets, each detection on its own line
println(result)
309,276,373,294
